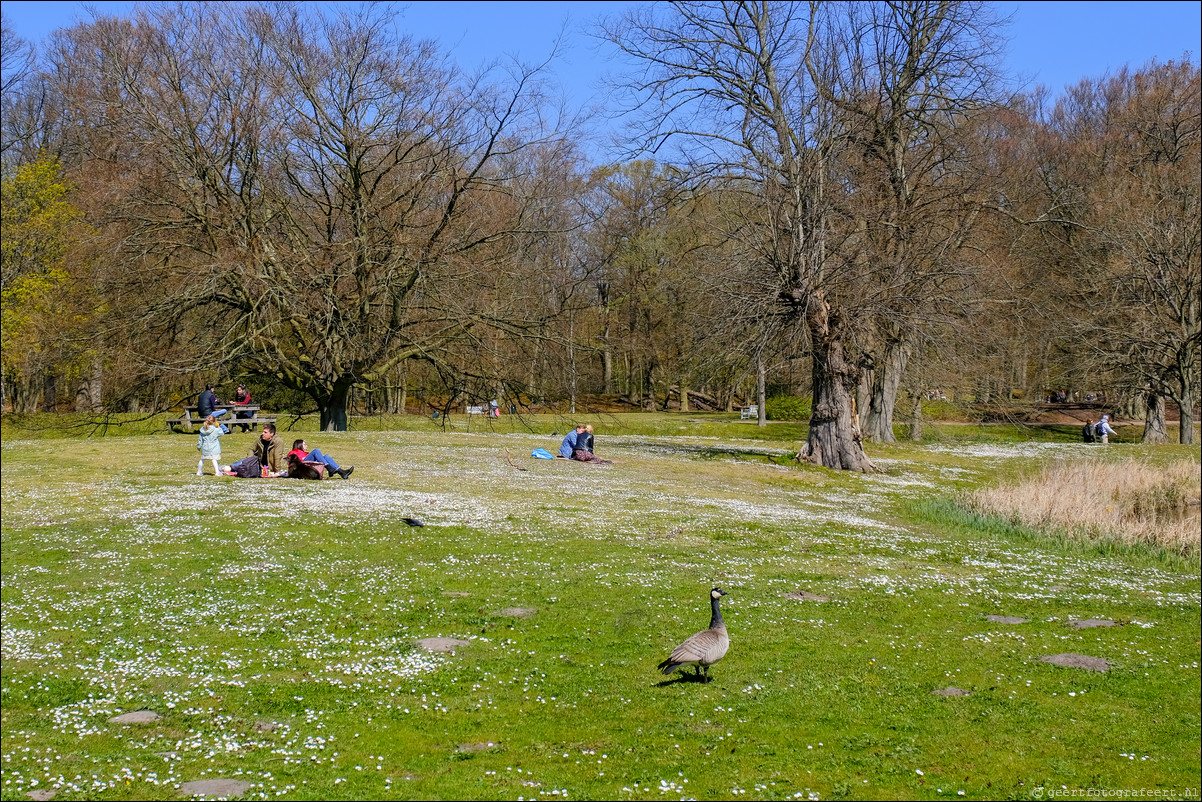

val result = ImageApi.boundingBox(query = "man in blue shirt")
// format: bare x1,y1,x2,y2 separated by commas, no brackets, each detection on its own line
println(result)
558,424,587,458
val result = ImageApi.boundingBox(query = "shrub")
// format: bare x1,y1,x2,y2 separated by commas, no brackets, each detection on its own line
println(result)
765,395,811,421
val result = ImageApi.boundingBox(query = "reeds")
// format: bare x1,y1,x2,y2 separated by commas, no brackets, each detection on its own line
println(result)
966,458,1201,558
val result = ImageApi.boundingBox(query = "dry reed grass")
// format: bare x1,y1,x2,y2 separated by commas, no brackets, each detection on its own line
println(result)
967,458,1202,557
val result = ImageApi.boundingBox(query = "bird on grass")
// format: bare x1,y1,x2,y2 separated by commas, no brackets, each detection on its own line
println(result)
657,587,729,682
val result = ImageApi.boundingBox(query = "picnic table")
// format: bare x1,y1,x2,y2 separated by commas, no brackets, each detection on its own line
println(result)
167,404,275,433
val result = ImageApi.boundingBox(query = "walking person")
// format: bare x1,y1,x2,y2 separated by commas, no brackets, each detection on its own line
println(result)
1096,414,1118,444
196,415,226,476
1082,418,1096,443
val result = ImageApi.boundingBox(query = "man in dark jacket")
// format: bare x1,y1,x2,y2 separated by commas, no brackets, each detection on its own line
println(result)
198,384,228,420
251,423,286,473
1082,418,1096,443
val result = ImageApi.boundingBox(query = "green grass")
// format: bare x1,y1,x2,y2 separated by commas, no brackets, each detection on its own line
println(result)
1,424,1199,800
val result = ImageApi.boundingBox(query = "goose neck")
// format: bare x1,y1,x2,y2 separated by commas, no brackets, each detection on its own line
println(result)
709,595,725,629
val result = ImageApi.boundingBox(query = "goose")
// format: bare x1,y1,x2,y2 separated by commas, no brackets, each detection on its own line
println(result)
657,587,729,682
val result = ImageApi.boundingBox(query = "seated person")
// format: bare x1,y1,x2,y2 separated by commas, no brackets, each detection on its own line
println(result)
287,439,354,479
251,423,286,474
197,384,228,420
232,384,254,432
557,424,586,458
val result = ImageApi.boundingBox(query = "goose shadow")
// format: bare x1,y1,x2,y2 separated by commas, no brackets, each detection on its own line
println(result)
653,672,712,687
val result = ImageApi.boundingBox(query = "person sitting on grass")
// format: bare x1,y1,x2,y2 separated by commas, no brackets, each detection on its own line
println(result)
286,438,354,479
557,424,587,458
251,423,287,475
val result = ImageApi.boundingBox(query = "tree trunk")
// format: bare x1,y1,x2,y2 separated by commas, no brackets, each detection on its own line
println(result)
1178,391,1196,445
319,382,353,432
679,380,690,412
756,354,767,427
908,390,923,441
42,372,57,413
796,296,875,472
864,338,909,443
1140,390,1168,444
88,359,103,412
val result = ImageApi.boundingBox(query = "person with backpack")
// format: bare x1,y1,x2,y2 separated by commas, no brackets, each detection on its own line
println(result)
1096,414,1118,444
1082,418,1096,443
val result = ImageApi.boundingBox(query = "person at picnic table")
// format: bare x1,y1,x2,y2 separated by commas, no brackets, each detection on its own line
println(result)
232,383,254,431
286,439,354,479
197,383,228,420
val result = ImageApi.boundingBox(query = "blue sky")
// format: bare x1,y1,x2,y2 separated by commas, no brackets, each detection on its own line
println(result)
3,1,1198,113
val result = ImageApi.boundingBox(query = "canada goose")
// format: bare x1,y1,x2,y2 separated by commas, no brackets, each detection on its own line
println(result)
657,587,729,682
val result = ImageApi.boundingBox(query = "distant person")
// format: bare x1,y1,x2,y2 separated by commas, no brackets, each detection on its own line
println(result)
286,438,354,479
197,384,228,420
1082,418,1096,443
575,424,611,464
558,424,587,458
232,384,254,431
1096,414,1118,445
195,415,226,476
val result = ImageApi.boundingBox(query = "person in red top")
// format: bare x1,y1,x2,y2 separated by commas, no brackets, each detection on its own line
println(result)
287,439,354,479
232,384,254,432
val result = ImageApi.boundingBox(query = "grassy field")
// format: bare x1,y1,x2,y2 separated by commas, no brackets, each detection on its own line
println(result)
1,414,1199,801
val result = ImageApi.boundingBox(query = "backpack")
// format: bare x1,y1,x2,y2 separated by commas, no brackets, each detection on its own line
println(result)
1094,422,1104,436
231,455,261,478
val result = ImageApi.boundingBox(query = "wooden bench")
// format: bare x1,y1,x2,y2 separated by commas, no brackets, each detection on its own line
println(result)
167,405,272,432
740,404,758,420
465,405,485,415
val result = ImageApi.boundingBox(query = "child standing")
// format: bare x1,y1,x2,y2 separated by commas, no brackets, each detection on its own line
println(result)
196,415,226,476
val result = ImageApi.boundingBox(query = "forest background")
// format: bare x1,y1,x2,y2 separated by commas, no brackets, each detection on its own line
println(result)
1,0,1198,466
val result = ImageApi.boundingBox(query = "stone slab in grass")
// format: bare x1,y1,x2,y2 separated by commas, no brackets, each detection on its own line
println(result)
987,615,1029,624
784,591,830,602
456,741,499,753
1068,619,1118,629
494,607,537,617
109,710,160,724
932,687,970,696
180,779,253,798
26,790,56,801
1040,653,1110,672
442,591,471,597
417,637,470,652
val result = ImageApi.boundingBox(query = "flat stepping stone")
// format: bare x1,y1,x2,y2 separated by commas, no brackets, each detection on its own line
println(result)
784,591,830,602
109,711,161,724
180,779,253,798
417,637,470,652
1068,619,1117,629
987,615,1029,624
456,741,499,753
494,607,536,617
932,687,970,696
1041,653,1109,672
442,591,471,597
27,791,56,801
254,721,279,733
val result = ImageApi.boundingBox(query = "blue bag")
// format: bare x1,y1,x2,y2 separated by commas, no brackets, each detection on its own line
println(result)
531,448,554,460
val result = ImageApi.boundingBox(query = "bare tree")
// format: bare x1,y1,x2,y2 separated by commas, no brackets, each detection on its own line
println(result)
57,3,571,430
604,0,875,470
